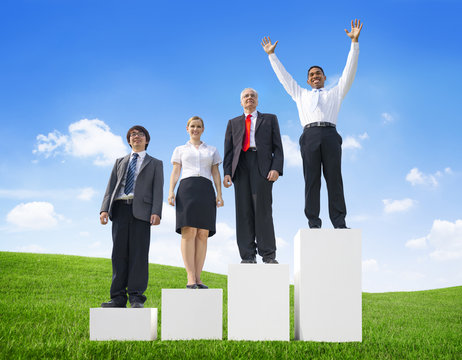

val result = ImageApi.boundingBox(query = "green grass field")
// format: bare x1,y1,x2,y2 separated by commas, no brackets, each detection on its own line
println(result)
0,252,460,359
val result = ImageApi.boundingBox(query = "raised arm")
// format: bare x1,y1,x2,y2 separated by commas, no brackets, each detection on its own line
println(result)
262,36,303,101
345,19,363,43
337,19,363,98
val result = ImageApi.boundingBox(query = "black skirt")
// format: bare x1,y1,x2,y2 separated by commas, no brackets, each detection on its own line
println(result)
175,176,217,237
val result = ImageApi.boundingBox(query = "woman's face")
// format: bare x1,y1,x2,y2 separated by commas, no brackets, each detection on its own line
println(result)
187,119,204,140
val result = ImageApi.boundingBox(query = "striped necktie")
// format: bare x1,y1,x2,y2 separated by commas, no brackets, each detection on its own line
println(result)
124,153,139,195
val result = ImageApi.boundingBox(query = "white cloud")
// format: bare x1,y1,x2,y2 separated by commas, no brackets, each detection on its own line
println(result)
342,136,361,150
383,198,416,214
34,131,69,155
362,259,379,272
405,167,453,187
77,187,97,201
406,168,438,187
16,244,47,253
276,236,289,249
381,112,394,124
406,219,462,261
6,202,64,230
34,118,128,166
281,134,302,167
405,237,428,249
0,187,98,201
342,132,368,151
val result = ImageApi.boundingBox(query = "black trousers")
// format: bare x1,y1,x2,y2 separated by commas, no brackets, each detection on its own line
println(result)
299,126,347,228
233,150,276,261
110,201,150,304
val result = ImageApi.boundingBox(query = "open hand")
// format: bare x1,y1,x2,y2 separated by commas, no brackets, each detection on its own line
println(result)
345,19,363,42
261,36,278,55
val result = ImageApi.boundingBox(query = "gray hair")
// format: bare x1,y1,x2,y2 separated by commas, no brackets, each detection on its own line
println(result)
240,88,258,100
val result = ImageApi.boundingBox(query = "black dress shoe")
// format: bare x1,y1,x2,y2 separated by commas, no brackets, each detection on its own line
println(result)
196,283,208,289
130,302,144,308
310,225,321,229
186,284,198,289
101,300,126,308
335,225,350,229
263,259,279,264
240,259,257,264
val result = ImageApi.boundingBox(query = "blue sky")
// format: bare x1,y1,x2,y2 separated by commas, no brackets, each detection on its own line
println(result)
1,0,461,292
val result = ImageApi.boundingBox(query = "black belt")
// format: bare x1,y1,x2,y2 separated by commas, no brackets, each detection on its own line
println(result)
304,122,336,129
116,198,133,205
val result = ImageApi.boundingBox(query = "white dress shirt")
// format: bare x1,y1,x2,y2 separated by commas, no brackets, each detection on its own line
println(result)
171,141,222,181
243,110,258,147
115,150,147,200
268,42,359,127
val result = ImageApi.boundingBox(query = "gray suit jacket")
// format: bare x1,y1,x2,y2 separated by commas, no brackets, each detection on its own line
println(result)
100,153,164,223
223,112,284,179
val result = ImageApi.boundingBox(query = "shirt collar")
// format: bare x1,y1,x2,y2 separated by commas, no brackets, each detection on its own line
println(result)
186,141,206,148
131,150,146,159
244,110,258,119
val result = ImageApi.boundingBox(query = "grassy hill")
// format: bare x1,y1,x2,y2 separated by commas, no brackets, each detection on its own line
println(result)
0,252,460,359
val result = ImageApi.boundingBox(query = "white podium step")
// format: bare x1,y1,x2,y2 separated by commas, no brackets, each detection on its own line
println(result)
227,264,290,341
294,229,362,342
89,308,157,341
161,289,223,340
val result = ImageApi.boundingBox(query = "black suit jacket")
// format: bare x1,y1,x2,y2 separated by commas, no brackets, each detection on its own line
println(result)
223,112,284,179
100,154,164,223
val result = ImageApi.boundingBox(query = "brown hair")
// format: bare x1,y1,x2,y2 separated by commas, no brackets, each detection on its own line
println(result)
126,125,150,149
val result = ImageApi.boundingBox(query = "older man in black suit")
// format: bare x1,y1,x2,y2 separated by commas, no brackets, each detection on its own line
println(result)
100,125,163,308
224,88,284,264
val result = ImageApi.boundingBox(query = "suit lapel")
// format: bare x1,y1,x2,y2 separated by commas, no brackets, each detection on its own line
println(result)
255,111,264,133
234,114,246,143
139,154,152,174
118,155,130,179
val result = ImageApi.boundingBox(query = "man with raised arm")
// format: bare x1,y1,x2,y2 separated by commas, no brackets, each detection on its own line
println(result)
261,19,363,229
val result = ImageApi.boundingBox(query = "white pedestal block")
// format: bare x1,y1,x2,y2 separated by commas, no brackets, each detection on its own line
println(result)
228,264,290,341
161,289,222,340
89,308,157,341
294,229,362,342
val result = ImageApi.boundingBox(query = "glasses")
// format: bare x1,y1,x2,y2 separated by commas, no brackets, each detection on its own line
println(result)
130,132,146,138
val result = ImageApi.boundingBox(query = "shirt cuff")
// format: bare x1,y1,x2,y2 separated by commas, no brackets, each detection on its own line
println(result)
351,42,359,50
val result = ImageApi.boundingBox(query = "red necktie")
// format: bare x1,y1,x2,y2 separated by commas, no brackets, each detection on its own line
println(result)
242,114,252,151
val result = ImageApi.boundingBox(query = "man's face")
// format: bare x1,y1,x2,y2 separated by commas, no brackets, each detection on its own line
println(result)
240,89,258,112
128,130,148,151
307,67,326,89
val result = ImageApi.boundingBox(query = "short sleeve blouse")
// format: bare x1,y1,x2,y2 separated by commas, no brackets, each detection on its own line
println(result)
171,141,222,181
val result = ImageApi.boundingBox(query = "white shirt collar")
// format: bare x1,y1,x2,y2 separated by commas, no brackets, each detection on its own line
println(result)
186,141,206,148
244,110,258,118
131,150,146,159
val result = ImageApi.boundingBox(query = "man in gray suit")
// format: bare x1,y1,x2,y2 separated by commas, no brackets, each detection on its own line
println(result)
223,88,284,264
100,125,163,308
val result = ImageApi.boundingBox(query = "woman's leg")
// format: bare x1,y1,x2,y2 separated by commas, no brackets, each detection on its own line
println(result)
181,226,198,285
194,228,209,284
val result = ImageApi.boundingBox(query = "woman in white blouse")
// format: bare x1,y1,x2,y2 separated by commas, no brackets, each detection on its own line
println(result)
168,116,224,289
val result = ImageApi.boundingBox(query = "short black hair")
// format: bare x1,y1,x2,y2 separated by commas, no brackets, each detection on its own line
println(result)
126,125,150,149
307,65,325,78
